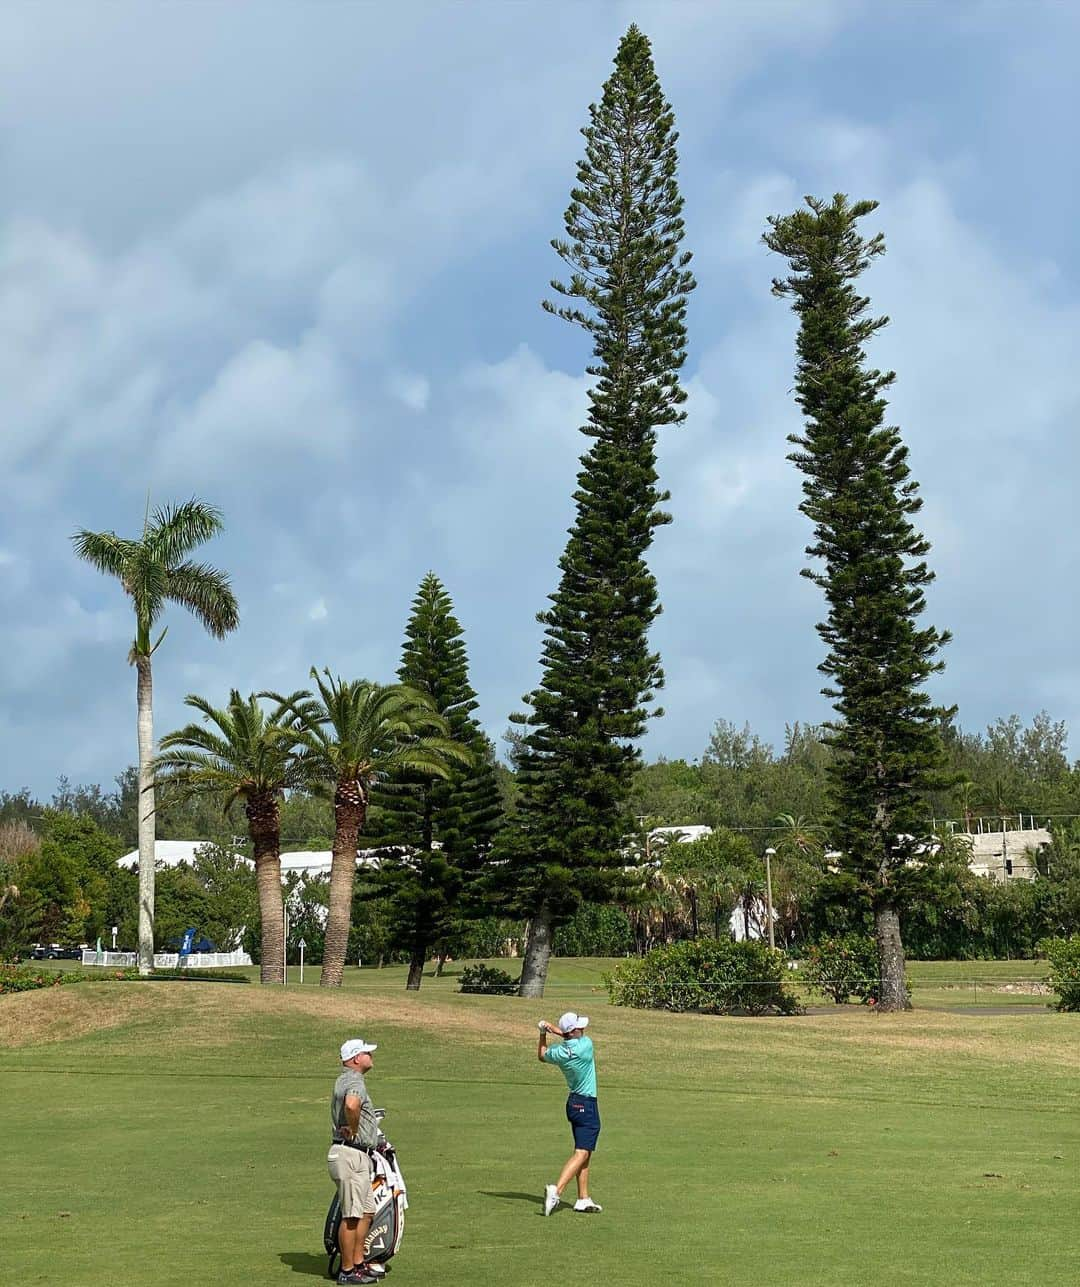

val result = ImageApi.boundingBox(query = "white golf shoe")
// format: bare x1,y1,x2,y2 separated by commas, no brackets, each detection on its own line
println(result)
543,1184,560,1216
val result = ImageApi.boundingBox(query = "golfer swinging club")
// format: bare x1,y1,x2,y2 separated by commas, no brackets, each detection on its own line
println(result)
536,1011,603,1215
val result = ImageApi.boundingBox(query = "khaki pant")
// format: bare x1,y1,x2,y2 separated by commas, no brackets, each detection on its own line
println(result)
327,1144,376,1218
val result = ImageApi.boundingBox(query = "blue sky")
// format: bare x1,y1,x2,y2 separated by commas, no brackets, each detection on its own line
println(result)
2,1,1078,796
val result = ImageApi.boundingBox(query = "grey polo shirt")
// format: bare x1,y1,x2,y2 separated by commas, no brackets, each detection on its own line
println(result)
330,1068,379,1147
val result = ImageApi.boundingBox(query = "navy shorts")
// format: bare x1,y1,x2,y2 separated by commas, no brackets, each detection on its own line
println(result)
566,1094,600,1151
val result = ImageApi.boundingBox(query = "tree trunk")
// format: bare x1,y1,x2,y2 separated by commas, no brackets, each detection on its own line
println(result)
406,946,425,991
435,952,447,977
518,906,553,998
135,654,156,976
875,903,911,1011
321,784,366,988
248,794,284,985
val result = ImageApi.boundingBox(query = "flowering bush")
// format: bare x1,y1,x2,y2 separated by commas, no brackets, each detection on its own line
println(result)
0,965,248,995
0,965,91,995
605,939,801,1016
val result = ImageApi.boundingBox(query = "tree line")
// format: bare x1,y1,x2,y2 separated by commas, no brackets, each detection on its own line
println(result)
6,704,1080,970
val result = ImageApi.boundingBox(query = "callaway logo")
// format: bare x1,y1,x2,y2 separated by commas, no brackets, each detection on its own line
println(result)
365,1222,389,1250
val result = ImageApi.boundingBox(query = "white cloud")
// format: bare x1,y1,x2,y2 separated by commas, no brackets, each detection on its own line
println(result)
387,371,431,413
2,1,1079,792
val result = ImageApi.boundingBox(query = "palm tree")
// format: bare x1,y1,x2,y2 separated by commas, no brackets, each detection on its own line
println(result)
769,814,827,944
72,499,239,973
155,690,306,984
281,670,469,988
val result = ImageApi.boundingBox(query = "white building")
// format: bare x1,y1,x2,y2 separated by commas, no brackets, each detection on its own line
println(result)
965,828,1049,882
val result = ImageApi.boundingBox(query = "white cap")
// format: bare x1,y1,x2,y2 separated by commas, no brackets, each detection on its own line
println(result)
558,1012,589,1035
340,1038,378,1062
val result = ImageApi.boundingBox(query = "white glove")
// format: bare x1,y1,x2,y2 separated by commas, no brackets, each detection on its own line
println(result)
537,1021,548,1033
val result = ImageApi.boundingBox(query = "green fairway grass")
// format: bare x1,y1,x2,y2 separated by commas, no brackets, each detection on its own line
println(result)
2,959,1076,1287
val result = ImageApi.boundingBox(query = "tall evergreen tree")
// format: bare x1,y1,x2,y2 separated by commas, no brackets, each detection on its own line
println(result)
373,572,503,990
764,194,951,1010
507,25,695,998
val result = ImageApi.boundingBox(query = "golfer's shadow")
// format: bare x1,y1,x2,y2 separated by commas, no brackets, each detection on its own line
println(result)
279,1251,330,1277
479,1190,546,1213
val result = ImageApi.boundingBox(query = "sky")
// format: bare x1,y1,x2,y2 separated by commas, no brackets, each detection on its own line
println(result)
2,1,1079,797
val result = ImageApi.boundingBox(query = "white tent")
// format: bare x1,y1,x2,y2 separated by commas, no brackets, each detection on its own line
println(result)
116,839,248,870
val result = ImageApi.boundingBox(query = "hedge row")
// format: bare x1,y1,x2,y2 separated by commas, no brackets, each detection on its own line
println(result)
0,965,250,995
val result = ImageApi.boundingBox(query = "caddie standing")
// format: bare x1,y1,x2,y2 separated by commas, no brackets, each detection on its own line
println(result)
328,1038,385,1284
536,1010,603,1215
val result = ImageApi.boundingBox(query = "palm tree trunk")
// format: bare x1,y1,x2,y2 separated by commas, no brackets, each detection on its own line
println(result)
875,903,912,1011
518,905,553,998
248,794,284,985
321,785,365,988
135,654,156,976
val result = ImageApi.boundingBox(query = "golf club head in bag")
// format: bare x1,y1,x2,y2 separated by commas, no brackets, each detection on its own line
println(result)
324,1110,408,1279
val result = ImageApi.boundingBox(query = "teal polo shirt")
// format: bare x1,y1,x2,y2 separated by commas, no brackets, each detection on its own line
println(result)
543,1035,597,1097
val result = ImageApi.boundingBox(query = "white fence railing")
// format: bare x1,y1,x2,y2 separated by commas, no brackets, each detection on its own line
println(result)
81,949,252,969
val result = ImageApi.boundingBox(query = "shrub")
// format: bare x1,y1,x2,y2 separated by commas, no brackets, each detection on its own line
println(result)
1039,935,1080,1011
123,968,250,984
803,934,882,1004
604,938,801,1016
458,964,518,996
0,965,89,995
553,904,633,956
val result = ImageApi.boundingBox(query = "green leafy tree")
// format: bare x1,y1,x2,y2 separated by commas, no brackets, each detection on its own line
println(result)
155,690,306,983
190,842,259,952
765,195,951,1009
507,25,695,998
282,671,469,988
372,573,502,990
72,499,239,972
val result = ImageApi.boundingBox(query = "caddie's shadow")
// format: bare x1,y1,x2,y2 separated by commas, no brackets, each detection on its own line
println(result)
279,1251,330,1277
479,1190,547,1213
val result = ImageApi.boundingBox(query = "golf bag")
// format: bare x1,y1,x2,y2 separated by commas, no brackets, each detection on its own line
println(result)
324,1109,408,1279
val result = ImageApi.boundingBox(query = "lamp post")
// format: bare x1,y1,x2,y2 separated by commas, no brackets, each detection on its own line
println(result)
763,848,776,950
283,906,289,987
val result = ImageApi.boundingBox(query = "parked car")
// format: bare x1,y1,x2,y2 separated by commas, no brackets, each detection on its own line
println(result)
29,943,84,961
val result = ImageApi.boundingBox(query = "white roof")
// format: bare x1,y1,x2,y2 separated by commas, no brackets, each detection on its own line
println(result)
119,843,391,878
279,849,388,879
117,840,248,870
649,825,714,844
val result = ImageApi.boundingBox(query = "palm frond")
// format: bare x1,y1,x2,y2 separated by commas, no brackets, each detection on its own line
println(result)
166,561,239,639
148,499,225,566
71,530,137,581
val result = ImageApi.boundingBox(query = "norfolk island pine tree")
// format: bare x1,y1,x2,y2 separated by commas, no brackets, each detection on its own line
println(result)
72,499,239,974
764,195,952,1011
370,572,503,991
505,25,695,998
